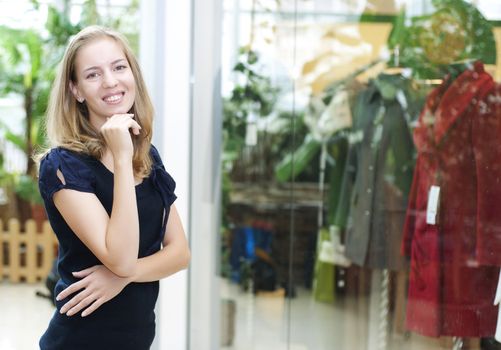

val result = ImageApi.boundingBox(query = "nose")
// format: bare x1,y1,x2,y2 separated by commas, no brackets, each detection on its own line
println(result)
102,70,118,88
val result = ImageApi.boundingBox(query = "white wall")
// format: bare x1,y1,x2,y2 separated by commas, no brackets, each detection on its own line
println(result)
188,0,223,346
140,1,192,349
140,0,223,349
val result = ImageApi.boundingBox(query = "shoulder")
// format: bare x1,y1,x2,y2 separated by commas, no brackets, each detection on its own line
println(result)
148,144,177,203
149,144,163,166
41,147,90,164
39,147,96,201
40,147,92,175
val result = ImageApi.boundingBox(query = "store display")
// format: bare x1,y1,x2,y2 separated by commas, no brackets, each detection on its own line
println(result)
221,0,501,348
402,61,501,338
334,72,422,270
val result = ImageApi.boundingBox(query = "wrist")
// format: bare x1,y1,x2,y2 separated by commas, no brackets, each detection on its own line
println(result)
127,264,138,283
113,156,133,169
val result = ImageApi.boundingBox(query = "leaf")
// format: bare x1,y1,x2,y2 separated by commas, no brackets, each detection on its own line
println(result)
81,0,100,26
5,131,26,151
14,174,43,205
275,135,321,183
24,30,43,84
387,0,496,78
0,121,25,151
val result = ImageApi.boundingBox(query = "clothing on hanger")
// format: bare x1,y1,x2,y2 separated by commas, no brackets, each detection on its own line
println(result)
402,61,501,337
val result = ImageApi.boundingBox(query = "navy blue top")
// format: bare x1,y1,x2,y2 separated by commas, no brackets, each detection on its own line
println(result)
38,145,176,350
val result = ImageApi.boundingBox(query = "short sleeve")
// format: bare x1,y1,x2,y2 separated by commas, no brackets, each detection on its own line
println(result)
38,148,95,202
150,144,177,206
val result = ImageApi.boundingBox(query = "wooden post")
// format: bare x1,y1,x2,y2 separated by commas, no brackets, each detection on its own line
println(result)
0,219,57,283
0,219,3,279
25,219,37,283
8,218,20,283
41,221,56,279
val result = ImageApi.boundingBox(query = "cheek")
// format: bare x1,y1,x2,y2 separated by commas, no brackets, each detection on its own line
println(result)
127,79,137,99
79,83,97,99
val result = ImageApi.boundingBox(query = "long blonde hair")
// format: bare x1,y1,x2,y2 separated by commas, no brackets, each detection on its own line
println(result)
40,25,154,178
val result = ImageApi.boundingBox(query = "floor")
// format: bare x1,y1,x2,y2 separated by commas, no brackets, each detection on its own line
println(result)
218,276,491,350
219,279,343,350
0,279,494,350
0,282,54,350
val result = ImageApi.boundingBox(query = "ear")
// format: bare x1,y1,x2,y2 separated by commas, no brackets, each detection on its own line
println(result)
69,81,83,102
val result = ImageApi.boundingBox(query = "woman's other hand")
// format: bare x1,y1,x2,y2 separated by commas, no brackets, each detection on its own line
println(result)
56,265,132,317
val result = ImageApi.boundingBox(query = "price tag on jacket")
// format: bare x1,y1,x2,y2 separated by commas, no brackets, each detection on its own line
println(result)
426,185,440,225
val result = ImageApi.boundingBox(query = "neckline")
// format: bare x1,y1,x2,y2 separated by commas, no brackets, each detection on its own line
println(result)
93,158,145,188
55,146,147,188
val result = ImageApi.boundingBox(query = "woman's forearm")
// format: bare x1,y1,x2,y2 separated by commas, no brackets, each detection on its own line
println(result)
106,158,140,277
132,240,190,283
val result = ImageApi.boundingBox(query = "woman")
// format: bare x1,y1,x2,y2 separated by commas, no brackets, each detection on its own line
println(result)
37,25,190,349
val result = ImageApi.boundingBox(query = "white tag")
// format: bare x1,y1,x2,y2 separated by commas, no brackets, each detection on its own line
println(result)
245,122,258,146
319,241,336,265
0,188,7,205
426,185,440,225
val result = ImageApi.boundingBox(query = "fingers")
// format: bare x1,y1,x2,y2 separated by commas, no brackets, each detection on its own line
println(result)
56,279,86,301
81,298,106,317
101,114,142,148
59,288,92,315
65,293,97,316
100,114,141,157
72,265,100,278
127,118,142,135
104,114,141,133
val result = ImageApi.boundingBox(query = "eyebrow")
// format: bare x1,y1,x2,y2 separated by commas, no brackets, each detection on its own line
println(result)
82,59,127,73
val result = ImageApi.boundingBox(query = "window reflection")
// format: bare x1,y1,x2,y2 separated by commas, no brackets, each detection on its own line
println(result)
220,0,501,349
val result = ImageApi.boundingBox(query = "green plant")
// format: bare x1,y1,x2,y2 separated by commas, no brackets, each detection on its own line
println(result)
222,47,280,172
0,0,138,217
387,0,496,79
14,174,43,206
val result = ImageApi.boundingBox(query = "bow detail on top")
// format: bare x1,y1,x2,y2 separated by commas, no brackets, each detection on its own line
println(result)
150,163,177,237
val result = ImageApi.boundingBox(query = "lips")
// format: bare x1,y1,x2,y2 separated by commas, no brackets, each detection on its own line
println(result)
102,92,125,104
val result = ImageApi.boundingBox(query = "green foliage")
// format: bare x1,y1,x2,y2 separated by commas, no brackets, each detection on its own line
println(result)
0,0,138,207
222,48,280,172
46,5,82,46
14,174,43,206
274,134,321,183
388,0,496,79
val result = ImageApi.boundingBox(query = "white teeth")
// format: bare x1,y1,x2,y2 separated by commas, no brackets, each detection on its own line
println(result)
104,94,122,102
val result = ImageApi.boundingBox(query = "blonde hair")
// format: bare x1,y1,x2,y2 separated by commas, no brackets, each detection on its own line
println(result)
39,25,154,178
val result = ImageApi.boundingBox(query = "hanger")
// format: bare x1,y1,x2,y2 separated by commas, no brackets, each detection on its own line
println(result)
321,58,383,98
441,58,476,80
382,45,413,77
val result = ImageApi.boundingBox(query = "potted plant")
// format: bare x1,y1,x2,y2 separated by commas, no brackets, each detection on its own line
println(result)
0,0,139,225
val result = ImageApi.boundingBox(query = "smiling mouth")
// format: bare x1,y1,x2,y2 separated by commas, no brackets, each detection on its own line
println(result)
103,92,124,104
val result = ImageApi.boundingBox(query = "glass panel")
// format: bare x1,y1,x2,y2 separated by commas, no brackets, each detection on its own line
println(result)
220,0,501,349
220,1,297,349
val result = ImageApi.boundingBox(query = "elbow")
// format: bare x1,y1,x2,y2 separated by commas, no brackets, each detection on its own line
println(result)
180,246,191,270
110,261,137,278
179,246,191,270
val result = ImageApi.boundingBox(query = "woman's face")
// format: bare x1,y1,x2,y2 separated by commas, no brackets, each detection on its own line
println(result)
70,37,136,126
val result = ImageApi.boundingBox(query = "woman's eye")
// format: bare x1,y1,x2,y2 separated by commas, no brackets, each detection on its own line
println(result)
115,65,127,71
86,72,99,79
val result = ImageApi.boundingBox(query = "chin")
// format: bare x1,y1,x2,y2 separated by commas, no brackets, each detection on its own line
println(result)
110,105,134,115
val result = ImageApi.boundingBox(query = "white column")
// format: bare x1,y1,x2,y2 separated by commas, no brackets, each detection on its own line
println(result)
189,0,223,348
140,1,192,350
141,0,222,348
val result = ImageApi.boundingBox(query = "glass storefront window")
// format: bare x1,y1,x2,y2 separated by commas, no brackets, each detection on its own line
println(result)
219,1,501,349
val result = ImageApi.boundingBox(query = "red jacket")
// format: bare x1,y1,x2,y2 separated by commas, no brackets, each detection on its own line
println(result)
403,61,501,337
